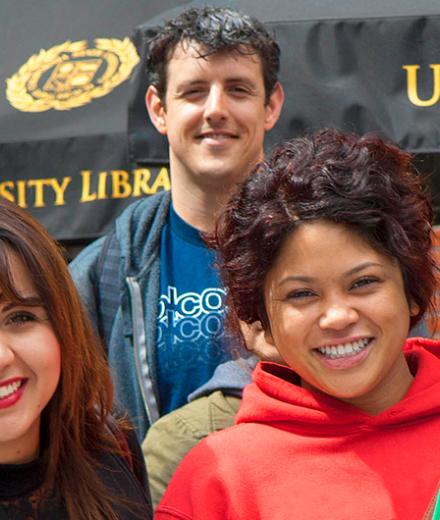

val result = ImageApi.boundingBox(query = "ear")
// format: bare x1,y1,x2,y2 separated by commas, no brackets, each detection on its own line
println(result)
145,85,167,135
264,81,285,131
409,300,420,317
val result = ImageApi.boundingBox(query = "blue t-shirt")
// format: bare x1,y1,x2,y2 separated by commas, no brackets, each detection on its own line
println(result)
157,205,231,414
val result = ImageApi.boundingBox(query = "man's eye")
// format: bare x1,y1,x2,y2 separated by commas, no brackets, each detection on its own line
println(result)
351,277,379,290
230,86,250,95
183,88,204,97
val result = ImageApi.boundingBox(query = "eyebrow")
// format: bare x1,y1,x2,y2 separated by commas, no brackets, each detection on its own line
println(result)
176,79,206,87
278,262,384,286
1,296,44,311
225,76,257,86
345,262,384,277
176,77,258,89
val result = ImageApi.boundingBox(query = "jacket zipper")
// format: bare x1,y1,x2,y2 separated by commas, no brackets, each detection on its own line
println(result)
126,276,159,425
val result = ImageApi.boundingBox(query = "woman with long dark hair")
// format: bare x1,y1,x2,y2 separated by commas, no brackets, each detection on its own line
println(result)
155,129,440,520
0,199,152,519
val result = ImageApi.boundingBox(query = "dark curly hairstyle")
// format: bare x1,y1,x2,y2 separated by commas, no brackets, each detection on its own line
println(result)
147,6,280,104
213,129,436,333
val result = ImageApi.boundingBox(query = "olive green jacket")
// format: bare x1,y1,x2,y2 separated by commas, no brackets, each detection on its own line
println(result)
142,391,241,509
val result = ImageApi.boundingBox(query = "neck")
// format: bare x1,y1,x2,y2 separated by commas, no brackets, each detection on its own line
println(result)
171,176,238,233
168,145,257,232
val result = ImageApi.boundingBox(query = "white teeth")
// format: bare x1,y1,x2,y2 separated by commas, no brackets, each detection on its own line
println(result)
317,338,370,359
0,380,22,399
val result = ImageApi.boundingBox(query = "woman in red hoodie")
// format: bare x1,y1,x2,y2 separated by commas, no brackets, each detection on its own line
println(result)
155,129,440,520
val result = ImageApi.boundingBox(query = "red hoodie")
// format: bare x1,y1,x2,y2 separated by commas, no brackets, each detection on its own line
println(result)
155,338,440,520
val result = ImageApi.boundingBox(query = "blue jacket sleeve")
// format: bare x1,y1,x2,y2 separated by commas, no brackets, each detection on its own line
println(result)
69,236,106,330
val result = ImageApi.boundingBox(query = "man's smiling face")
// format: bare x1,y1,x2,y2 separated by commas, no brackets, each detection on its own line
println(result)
149,42,281,190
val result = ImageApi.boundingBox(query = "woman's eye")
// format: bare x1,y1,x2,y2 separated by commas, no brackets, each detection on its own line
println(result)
287,289,316,300
6,312,37,326
351,277,379,290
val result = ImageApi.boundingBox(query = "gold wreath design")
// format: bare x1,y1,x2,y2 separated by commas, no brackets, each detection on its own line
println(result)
6,38,140,112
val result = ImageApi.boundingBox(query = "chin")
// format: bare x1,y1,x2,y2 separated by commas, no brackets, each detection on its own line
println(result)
199,168,239,184
318,381,374,402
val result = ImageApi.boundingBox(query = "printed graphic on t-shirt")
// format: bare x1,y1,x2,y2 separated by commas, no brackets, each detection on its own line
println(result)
157,285,227,370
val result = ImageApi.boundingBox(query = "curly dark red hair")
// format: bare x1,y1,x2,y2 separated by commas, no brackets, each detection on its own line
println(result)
212,129,436,333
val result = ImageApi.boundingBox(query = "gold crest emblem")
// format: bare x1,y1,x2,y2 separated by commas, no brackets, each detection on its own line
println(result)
6,38,139,112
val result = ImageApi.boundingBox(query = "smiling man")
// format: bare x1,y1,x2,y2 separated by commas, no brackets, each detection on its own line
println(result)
70,6,284,439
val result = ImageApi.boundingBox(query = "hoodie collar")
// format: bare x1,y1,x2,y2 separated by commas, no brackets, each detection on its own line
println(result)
236,339,440,435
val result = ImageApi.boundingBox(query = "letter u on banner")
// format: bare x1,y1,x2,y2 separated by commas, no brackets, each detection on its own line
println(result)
403,64,440,107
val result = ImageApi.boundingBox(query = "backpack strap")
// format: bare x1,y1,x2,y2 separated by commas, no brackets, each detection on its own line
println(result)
95,227,122,350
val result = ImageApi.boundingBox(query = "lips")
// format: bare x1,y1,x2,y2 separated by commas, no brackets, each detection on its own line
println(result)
0,377,27,409
314,338,374,370
316,338,372,359
197,130,239,142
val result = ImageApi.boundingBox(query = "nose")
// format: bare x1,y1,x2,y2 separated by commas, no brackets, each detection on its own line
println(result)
204,86,227,123
318,301,359,331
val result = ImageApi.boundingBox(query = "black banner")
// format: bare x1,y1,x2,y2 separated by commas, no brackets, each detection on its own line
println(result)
0,0,191,242
0,134,170,241
3,0,440,242
129,0,440,163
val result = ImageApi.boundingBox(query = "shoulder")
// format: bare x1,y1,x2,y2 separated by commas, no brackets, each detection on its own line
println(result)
115,191,171,229
70,192,170,273
69,235,106,277
155,429,246,519
96,447,152,518
167,420,255,470
113,191,171,266
143,393,241,508
145,396,215,450
147,392,240,442
206,391,242,430
143,397,221,510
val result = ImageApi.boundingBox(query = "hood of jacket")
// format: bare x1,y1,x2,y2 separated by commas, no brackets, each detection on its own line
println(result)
188,356,257,402
115,190,171,278
236,338,440,435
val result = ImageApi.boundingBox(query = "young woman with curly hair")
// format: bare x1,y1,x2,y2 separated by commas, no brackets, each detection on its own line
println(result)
156,129,440,520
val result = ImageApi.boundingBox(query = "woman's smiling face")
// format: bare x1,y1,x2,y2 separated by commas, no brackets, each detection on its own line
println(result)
0,251,61,463
263,220,416,415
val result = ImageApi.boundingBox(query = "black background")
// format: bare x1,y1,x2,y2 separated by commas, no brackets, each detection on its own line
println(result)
2,0,440,251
